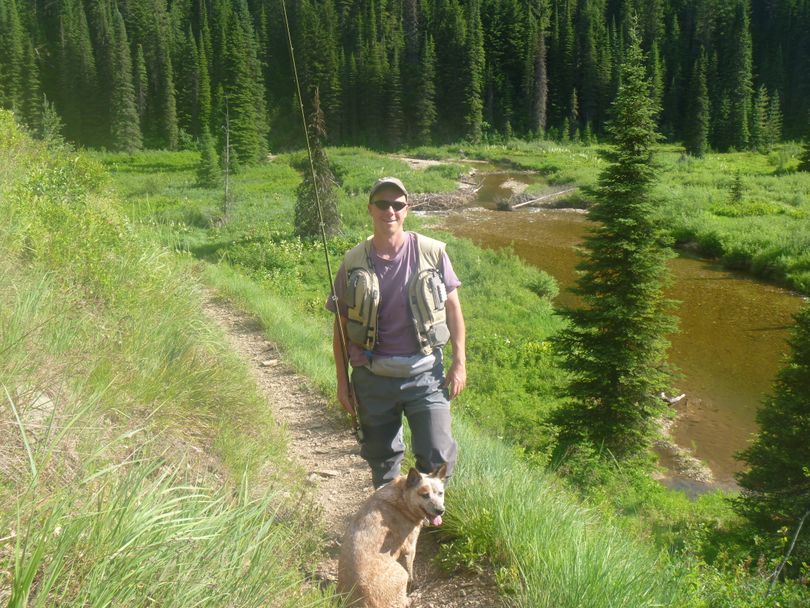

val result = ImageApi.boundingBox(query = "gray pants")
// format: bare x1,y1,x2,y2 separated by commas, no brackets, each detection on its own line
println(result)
351,355,457,488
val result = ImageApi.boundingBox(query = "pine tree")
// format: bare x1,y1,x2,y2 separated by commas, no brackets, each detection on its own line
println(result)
341,50,360,144
155,35,178,149
20,36,42,134
767,91,782,148
798,137,810,172
750,84,770,152
197,32,212,132
196,125,221,187
299,0,341,140
220,0,267,166
552,22,676,461
87,0,114,146
109,7,142,152
684,48,709,157
648,42,664,118
402,0,421,142
531,15,548,136
582,120,593,144
40,94,64,144
133,43,148,129
734,303,810,568
385,46,404,149
555,0,576,131
58,0,99,145
729,170,744,204
568,87,579,139
463,0,485,143
433,0,469,140
414,35,438,146
725,0,753,150
175,26,201,137
294,88,340,239
576,3,602,131
0,0,24,112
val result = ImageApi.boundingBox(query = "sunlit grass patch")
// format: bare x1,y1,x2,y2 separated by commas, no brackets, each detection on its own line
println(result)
1,112,340,606
3,429,334,607
439,420,685,608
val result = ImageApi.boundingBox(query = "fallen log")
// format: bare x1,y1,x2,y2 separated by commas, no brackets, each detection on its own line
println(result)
659,391,687,405
509,187,578,210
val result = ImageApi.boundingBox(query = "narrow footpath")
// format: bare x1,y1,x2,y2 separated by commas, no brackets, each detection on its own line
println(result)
202,294,503,608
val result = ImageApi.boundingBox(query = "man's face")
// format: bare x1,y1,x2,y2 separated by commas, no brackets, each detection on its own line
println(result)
368,186,408,237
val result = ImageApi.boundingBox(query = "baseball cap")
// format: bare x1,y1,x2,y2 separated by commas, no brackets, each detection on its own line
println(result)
368,177,408,203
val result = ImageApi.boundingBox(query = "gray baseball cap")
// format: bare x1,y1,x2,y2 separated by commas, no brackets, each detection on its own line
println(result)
368,176,408,203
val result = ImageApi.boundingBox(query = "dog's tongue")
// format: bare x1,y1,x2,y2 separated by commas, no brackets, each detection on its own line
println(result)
429,515,443,526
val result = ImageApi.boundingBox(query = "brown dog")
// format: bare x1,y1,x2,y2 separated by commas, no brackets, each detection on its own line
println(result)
337,466,447,608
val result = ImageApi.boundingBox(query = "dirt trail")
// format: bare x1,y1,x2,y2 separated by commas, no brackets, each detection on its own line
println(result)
202,295,503,608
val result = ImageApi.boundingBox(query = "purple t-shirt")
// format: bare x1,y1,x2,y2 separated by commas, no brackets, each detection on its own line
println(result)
326,232,461,367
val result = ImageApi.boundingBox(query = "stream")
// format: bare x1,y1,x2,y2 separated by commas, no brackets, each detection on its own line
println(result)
437,170,805,492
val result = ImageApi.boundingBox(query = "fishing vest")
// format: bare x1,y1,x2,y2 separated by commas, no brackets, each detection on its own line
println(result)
343,233,451,356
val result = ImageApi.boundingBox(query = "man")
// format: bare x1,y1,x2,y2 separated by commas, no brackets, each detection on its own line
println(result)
326,177,466,489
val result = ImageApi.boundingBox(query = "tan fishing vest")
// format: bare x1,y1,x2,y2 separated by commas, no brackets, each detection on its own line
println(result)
343,233,451,355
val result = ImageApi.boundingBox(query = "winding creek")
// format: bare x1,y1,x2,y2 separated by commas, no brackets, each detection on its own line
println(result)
435,170,805,492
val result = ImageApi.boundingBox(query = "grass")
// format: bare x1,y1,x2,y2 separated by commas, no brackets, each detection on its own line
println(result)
440,420,684,607
75,134,810,606
0,111,340,606
92,143,692,607
95,145,568,463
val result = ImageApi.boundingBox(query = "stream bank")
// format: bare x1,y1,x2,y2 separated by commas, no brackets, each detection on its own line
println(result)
417,167,804,492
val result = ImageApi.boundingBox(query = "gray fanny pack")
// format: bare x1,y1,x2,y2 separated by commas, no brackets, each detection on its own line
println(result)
366,353,436,378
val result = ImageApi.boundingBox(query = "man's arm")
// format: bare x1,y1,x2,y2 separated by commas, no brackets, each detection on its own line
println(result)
333,315,355,414
443,289,466,399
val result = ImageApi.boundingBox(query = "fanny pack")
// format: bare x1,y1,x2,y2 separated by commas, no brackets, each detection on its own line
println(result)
366,353,436,378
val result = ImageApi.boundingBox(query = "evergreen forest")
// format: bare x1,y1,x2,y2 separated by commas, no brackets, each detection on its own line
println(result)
1,0,809,158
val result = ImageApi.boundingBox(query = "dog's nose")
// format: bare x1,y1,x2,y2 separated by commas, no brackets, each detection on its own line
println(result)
436,507,445,516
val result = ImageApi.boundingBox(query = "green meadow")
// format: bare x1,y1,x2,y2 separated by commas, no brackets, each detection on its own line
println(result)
96,138,808,605
3,107,809,605
409,139,810,293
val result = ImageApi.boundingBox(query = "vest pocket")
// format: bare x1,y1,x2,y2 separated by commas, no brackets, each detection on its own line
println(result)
409,269,450,354
346,267,379,350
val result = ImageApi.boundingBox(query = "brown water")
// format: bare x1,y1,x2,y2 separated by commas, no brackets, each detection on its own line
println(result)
440,176,804,488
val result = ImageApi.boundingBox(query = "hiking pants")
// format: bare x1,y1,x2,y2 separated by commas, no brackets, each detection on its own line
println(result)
351,354,457,488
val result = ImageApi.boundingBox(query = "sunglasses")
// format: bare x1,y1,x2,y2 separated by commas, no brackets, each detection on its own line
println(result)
371,200,407,211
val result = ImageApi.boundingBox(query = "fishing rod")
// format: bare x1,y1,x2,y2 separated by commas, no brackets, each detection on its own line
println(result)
280,0,363,443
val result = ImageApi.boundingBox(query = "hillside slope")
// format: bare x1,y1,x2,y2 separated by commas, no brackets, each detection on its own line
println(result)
0,111,338,606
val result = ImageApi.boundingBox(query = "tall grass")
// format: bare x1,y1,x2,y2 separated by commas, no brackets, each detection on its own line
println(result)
95,142,810,606
7,441,332,608
0,110,339,606
443,420,684,607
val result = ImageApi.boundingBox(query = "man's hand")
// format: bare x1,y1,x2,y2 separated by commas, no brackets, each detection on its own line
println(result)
444,289,467,400
443,360,466,399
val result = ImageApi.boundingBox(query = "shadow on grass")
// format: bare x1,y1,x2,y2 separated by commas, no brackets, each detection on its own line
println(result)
186,235,266,263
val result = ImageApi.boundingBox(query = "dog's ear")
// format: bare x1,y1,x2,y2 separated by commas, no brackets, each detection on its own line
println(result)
406,467,422,488
431,464,448,481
